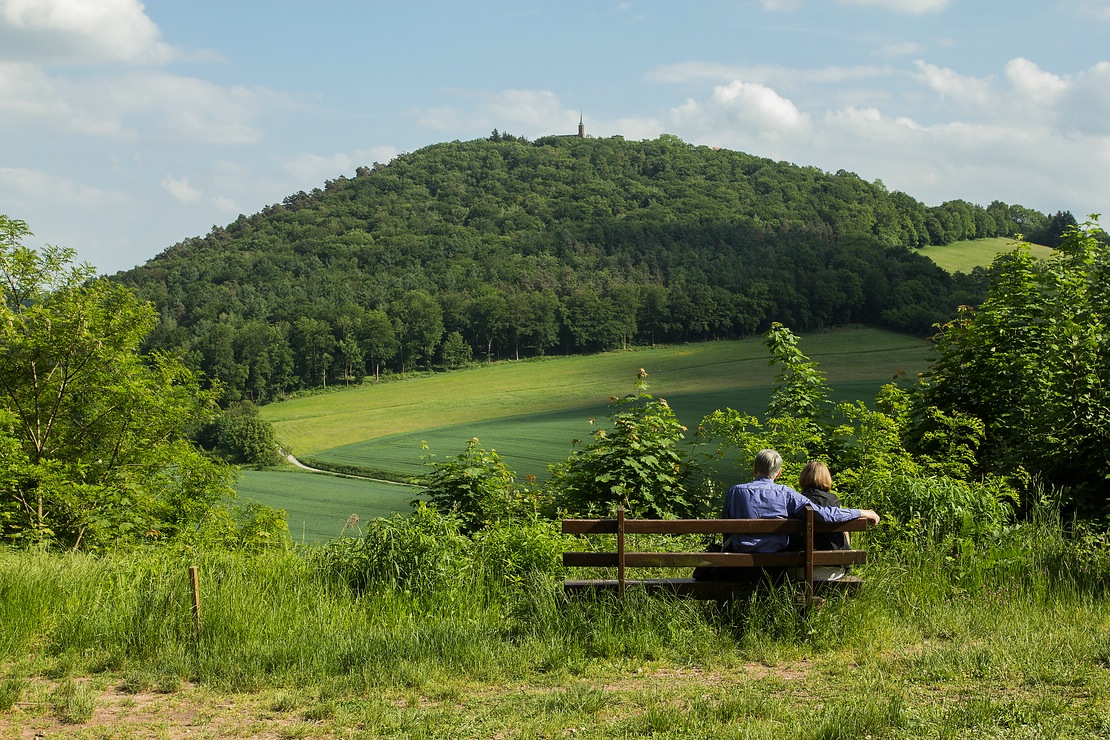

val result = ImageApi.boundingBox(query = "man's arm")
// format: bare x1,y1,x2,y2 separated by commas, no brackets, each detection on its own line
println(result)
787,490,880,526
857,509,880,526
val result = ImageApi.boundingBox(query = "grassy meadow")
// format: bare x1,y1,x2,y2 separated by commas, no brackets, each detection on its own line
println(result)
2,507,1109,738
249,328,930,539
918,236,1054,273
261,327,929,458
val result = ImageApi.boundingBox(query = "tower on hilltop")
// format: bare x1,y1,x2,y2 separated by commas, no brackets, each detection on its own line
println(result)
578,113,585,138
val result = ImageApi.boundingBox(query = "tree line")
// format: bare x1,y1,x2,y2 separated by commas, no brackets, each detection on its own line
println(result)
115,134,1070,404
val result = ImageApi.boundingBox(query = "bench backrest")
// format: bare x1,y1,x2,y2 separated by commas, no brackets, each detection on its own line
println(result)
562,506,870,602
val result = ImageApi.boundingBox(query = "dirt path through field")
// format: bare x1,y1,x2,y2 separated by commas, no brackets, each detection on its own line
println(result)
283,453,415,487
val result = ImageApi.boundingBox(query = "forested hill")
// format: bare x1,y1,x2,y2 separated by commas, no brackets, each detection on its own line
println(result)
116,133,1051,405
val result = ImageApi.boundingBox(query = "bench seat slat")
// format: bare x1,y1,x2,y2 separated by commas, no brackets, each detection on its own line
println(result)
562,518,869,535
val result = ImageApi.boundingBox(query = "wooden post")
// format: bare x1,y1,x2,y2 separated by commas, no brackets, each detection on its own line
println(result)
617,506,626,597
803,508,815,609
189,565,202,637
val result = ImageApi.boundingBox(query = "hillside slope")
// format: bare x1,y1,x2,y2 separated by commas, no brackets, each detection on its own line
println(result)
116,134,1030,403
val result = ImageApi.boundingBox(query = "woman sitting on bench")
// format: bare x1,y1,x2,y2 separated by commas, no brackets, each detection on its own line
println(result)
797,459,852,581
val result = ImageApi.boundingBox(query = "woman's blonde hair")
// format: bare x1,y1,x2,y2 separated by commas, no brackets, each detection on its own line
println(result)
799,460,832,492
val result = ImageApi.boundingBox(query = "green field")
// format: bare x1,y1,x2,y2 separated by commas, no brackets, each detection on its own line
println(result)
318,379,890,483
919,236,1054,273
235,468,419,543
262,327,929,457
243,328,931,539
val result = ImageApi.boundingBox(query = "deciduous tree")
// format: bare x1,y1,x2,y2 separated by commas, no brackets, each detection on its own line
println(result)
0,215,284,549
921,219,1110,513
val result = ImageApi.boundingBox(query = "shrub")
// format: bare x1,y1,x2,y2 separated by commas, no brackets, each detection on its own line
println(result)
921,219,1110,513
550,370,707,518
471,516,565,591
421,437,541,532
197,402,283,467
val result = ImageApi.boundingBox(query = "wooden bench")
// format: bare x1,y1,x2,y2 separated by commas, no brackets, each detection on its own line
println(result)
562,506,872,606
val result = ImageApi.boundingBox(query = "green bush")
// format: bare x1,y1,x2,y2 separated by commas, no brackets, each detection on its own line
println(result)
421,437,541,532
471,516,565,591
922,220,1110,513
197,402,283,467
551,370,707,518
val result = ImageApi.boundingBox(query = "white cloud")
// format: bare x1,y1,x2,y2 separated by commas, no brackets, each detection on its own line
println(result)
1064,0,1110,21
648,60,892,87
1062,60,1110,135
0,166,126,208
211,195,241,214
754,0,951,15
667,80,812,159
838,0,950,13
118,73,276,145
653,53,1109,219
909,57,1110,135
913,60,995,107
161,175,202,204
413,89,581,139
876,40,926,58
0,65,281,145
0,61,71,119
486,89,569,127
1004,57,1067,104
0,0,276,148
0,0,173,64
285,153,356,185
413,104,466,132
607,115,664,141
283,146,399,187
712,80,809,131
760,0,803,10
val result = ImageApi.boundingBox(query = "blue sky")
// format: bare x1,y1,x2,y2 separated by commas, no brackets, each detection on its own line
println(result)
2,0,1109,274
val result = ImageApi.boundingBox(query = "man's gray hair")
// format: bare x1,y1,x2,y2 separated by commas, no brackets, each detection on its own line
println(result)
754,448,783,478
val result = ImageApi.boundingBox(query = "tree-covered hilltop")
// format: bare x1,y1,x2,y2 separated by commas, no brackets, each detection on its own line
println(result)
116,134,1053,404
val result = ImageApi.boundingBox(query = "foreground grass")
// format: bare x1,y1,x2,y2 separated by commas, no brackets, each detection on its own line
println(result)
3,516,1109,738
6,655,1104,739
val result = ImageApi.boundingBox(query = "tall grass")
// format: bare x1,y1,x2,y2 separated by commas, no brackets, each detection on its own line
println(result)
2,510,1109,736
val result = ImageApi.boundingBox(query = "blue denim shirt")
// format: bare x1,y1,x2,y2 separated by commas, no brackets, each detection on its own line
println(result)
722,477,861,553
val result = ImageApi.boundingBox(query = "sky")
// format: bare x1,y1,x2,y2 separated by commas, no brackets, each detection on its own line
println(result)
2,0,1109,275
